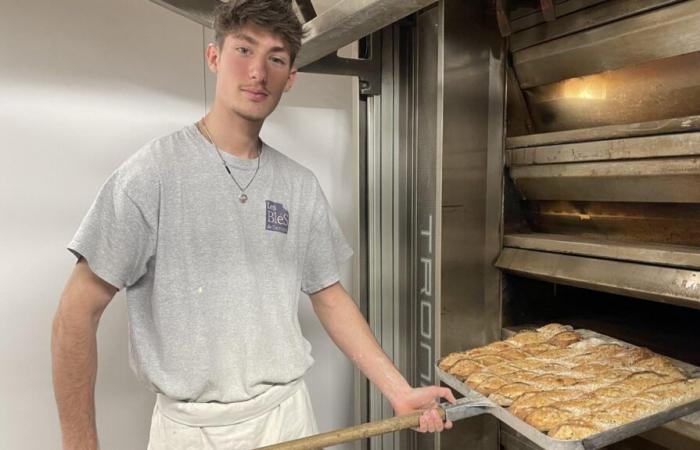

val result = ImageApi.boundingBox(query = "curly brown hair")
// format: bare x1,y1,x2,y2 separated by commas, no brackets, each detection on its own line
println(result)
213,0,304,63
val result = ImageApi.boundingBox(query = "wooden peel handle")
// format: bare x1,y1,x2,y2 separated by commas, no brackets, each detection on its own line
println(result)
256,408,447,450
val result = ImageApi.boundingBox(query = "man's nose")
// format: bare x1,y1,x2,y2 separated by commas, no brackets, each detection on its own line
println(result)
249,56,267,83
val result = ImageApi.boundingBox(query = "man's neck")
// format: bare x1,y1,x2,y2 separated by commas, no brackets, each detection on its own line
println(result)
201,106,263,160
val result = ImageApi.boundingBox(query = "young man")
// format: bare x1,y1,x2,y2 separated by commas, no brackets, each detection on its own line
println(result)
51,1,455,448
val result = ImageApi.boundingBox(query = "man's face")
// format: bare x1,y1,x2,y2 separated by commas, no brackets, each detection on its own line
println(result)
207,22,297,123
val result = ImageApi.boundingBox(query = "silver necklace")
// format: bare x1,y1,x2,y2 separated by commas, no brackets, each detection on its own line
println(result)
199,120,261,204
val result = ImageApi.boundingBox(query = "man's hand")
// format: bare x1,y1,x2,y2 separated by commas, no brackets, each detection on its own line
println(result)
391,385,456,433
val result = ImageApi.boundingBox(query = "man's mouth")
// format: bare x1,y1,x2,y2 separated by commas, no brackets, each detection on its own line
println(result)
241,88,269,102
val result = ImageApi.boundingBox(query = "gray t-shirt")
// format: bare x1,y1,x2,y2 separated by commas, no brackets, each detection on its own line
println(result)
68,123,353,403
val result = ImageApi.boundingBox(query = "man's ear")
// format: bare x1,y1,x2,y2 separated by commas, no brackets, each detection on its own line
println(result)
205,43,220,73
284,67,298,92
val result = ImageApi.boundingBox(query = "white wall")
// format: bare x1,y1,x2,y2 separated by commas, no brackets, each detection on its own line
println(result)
0,0,357,448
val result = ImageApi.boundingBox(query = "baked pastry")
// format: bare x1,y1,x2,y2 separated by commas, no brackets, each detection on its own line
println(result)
613,371,674,393
536,323,572,338
488,362,519,376
472,354,510,367
530,374,579,390
499,348,531,362
553,397,605,415
548,331,582,348
635,356,687,379
521,342,558,355
489,382,539,406
465,370,495,388
549,420,603,440
507,330,548,347
439,324,697,441
438,352,468,371
510,389,582,418
475,375,509,395
449,359,483,380
524,406,574,431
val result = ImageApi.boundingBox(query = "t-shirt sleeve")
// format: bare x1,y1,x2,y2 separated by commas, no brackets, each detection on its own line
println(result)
300,180,353,295
67,151,159,290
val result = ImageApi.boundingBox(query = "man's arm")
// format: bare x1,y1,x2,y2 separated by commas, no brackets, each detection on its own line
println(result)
52,258,117,450
309,282,456,433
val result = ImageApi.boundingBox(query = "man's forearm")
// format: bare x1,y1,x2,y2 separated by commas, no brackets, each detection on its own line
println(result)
51,306,100,449
310,284,412,407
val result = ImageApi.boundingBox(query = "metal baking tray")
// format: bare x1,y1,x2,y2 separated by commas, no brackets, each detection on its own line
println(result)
436,329,700,450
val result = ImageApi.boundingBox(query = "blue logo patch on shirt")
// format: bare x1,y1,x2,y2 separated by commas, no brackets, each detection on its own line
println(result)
266,200,289,234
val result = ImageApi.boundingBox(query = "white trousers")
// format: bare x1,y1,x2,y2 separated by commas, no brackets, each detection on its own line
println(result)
147,381,318,450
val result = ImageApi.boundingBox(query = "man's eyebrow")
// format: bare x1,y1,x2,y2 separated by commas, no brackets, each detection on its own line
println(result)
232,32,258,45
232,32,289,55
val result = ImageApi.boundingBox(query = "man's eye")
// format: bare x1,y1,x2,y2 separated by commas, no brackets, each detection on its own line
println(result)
271,57,287,66
236,47,250,55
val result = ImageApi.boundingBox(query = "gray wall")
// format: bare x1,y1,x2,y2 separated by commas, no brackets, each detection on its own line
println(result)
0,0,357,448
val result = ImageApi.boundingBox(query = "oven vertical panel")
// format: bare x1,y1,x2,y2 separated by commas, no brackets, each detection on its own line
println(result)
439,0,505,448
409,1,506,449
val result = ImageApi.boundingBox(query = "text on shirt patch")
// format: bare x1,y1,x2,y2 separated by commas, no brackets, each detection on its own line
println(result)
266,200,289,234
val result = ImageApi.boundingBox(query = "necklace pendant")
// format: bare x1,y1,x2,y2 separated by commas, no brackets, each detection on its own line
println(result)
239,193,248,203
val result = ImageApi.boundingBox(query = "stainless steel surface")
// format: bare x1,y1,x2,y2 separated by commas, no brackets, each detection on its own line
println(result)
436,329,700,450
508,0,607,34
148,0,218,27
509,157,700,203
513,0,700,88
504,233,700,270
523,201,700,248
522,51,700,133
510,0,683,52
507,132,700,166
437,1,506,449
495,248,700,309
148,0,436,69
413,7,441,449
507,115,700,148
295,0,437,67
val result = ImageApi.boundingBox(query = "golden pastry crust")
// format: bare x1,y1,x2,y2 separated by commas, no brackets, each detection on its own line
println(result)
489,382,539,406
472,354,510,367
569,337,607,351
536,323,572,338
530,373,579,390
639,378,700,407
507,330,547,347
571,362,610,376
592,386,629,402
524,406,574,432
510,389,582,417
488,362,519,376
532,362,571,374
505,370,540,384
465,370,495,389
548,331,582,348
553,397,605,415
438,352,469,371
521,342,558,356
548,420,603,440
475,375,509,395
581,411,629,431
499,348,531,362
605,398,658,421
509,358,547,372
448,359,483,380
613,371,674,393
535,348,584,363
635,356,687,379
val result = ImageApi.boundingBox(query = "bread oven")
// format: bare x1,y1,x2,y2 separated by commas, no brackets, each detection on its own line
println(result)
493,1,700,448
